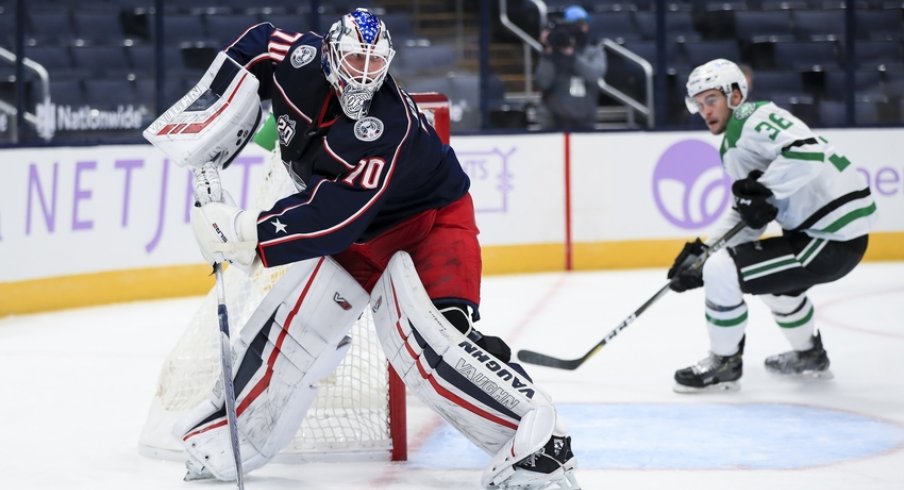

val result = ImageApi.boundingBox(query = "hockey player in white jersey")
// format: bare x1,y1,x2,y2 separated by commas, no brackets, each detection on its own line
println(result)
668,59,876,392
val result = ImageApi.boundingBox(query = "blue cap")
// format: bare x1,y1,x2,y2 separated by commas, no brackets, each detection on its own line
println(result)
563,5,589,23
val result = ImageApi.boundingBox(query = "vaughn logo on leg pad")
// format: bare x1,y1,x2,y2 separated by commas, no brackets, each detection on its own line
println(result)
458,340,536,407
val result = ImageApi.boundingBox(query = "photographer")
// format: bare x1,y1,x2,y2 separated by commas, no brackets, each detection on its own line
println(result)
535,5,607,130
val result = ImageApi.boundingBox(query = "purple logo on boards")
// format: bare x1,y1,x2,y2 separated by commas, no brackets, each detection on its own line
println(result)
652,140,731,230
458,147,515,213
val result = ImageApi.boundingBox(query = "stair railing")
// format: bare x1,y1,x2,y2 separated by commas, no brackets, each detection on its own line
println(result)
497,0,655,128
0,46,52,141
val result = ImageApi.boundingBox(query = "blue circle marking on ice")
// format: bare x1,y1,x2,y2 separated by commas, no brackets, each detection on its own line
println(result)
410,403,904,470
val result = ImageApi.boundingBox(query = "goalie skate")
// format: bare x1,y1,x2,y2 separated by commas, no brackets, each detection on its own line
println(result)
673,337,744,394
496,434,580,490
183,459,213,481
764,332,833,379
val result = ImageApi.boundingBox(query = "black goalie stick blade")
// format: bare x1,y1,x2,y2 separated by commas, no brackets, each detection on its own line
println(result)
517,349,587,370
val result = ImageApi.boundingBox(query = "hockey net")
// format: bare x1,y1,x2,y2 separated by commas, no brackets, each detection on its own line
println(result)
138,93,450,463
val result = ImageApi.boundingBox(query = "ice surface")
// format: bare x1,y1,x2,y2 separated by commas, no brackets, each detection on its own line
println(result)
2,262,902,489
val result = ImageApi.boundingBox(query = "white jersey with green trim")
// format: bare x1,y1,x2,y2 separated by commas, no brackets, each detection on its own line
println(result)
708,101,875,245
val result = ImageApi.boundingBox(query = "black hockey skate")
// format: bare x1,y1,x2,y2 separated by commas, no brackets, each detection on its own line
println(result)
674,337,744,393
505,434,580,489
764,332,832,378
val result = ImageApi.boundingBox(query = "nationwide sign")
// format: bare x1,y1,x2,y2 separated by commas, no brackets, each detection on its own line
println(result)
35,100,145,141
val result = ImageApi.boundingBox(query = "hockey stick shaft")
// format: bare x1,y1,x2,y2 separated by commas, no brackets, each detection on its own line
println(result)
516,221,747,370
214,264,245,489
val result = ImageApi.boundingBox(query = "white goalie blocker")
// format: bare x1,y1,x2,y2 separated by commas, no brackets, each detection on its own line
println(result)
371,252,579,489
177,256,369,480
143,51,262,169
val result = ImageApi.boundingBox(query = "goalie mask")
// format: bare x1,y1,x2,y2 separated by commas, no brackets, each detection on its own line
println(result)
322,9,395,120
685,58,748,114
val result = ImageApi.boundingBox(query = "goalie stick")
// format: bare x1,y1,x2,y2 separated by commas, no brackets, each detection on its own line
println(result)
213,262,245,489
184,165,245,487
516,221,747,370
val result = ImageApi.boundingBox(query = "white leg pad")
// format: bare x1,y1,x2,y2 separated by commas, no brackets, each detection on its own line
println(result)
177,256,368,480
371,252,578,489
481,402,556,488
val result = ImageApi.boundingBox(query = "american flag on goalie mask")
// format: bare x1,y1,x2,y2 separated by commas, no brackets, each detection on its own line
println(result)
350,9,382,44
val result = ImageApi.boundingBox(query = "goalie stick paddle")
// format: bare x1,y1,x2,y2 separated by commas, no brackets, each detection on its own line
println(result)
516,221,747,370
214,264,246,489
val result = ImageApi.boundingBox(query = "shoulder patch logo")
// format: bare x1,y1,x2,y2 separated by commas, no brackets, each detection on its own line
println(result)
354,116,384,142
734,102,755,120
290,45,318,69
277,114,297,146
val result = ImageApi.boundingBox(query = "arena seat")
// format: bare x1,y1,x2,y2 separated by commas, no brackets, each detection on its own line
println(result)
160,14,208,45
734,10,794,42
586,11,642,43
817,99,846,126
634,11,699,41
854,10,904,40
24,46,77,76
683,40,742,67
772,40,841,70
392,43,457,77
823,69,884,96
205,14,262,47
84,77,137,109
71,45,131,76
399,75,454,96
48,79,86,106
793,10,847,40
73,11,126,45
853,39,903,67
750,70,804,97
26,11,76,45
622,40,681,70
771,93,818,126
0,11,15,46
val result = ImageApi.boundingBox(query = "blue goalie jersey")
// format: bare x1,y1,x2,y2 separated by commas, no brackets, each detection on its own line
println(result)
224,23,470,267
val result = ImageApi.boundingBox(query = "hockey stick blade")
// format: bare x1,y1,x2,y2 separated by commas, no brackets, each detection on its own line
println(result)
515,291,662,371
516,221,747,371
516,348,592,370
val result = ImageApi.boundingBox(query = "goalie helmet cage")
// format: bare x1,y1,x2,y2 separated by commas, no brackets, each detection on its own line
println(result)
138,93,451,464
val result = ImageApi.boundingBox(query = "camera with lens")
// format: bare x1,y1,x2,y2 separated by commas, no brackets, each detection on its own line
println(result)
546,22,576,50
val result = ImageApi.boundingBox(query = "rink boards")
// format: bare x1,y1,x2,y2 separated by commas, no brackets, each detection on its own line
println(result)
2,128,902,314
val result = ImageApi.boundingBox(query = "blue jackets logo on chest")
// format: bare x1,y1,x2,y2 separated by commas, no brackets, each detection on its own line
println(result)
353,116,384,142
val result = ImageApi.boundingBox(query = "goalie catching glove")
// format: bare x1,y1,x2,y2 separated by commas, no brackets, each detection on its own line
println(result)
190,193,259,270
732,170,777,229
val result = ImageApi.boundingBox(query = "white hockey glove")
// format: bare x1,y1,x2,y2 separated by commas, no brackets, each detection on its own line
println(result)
190,193,259,271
